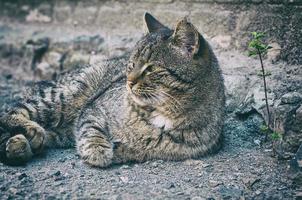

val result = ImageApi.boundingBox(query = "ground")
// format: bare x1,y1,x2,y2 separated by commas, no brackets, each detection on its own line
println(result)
0,137,294,199
0,5,301,199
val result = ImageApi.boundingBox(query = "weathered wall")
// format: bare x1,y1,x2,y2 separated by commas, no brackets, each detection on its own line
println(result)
1,0,302,64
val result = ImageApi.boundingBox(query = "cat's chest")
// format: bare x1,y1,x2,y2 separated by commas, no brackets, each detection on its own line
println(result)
149,111,174,131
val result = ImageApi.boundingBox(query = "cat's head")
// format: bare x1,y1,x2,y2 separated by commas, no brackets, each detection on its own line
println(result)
126,13,211,109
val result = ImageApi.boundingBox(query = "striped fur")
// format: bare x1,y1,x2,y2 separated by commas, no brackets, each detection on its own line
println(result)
0,14,225,167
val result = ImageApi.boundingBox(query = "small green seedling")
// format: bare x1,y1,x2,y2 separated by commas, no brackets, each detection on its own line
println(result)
248,32,272,57
260,125,282,142
257,70,271,77
271,131,282,140
248,32,272,139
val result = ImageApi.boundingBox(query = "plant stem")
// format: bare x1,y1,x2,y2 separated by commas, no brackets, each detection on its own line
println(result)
257,49,271,131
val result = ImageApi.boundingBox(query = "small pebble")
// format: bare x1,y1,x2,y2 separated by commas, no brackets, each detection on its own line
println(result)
17,173,27,180
120,165,130,169
119,176,129,183
53,171,61,176
167,182,175,189
58,158,67,163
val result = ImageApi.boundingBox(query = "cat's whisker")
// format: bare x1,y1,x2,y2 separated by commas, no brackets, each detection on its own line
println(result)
160,91,181,106
149,92,163,105
158,91,183,113
133,87,183,114
148,92,178,114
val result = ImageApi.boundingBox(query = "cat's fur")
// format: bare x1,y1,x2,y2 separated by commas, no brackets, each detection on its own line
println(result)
0,13,225,167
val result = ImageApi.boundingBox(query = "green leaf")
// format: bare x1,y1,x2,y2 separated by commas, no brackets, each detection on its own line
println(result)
248,31,271,56
260,125,269,133
251,32,258,37
271,131,282,140
248,50,258,57
255,33,265,40
257,70,272,77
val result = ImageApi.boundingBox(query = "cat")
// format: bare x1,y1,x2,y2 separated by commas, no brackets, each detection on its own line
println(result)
0,13,225,167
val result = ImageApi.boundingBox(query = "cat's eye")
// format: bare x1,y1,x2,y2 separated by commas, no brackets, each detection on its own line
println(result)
145,65,153,73
142,64,155,76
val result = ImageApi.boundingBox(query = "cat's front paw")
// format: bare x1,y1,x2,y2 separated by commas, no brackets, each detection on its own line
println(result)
24,122,46,153
77,139,113,168
6,134,33,165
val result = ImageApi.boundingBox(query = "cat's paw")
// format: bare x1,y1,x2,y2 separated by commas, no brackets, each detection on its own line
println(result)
78,139,113,167
6,134,33,165
24,122,46,153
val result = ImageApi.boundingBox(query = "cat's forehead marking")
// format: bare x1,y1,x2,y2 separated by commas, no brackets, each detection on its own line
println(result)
131,31,172,64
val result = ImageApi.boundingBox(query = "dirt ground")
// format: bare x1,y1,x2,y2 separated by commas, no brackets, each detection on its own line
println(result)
0,20,301,200
0,137,294,199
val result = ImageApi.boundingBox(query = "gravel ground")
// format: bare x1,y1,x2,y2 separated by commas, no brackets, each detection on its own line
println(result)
0,139,294,199
0,23,299,199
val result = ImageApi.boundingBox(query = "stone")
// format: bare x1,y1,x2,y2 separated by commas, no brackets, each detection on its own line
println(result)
243,177,261,188
8,187,17,195
290,144,302,171
17,173,27,180
120,165,131,169
267,42,281,63
52,171,61,176
25,9,51,23
218,186,244,199
296,105,302,118
191,197,205,200
35,62,55,80
184,159,203,166
53,5,72,23
295,191,302,198
45,51,62,69
209,180,222,187
254,139,261,146
166,182,175,189
292,172,302,187
281,92,302,104
151,160,164,168
119,176,129,183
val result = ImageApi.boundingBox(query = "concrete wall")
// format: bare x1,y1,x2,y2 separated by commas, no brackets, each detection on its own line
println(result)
0,0,301,64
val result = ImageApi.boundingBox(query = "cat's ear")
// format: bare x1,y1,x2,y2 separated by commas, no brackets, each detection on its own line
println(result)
144,12,168,33
172,18,200,56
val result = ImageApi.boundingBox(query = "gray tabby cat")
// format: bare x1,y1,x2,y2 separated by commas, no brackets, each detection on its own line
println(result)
0,13,225,167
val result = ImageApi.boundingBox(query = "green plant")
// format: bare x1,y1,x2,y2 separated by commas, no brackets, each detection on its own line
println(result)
260,125,282,142
271,131,282,140
260,124,269,134
248,32,272,135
